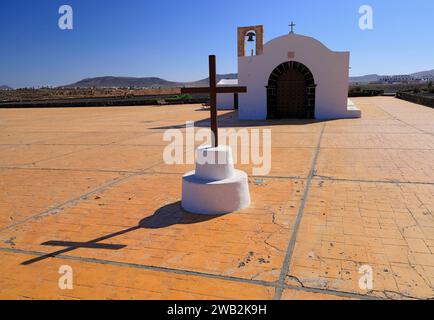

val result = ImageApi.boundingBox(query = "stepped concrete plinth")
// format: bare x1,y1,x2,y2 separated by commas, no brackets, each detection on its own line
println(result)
182,145,251,215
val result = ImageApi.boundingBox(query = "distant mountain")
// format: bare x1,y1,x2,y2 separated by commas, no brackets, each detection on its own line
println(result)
349,74,381,83
59,69,434,88
411,69,434,78
0,85,13,90
61,73,239,89
349,69,434,83
191,73,238,86
62,76,183,88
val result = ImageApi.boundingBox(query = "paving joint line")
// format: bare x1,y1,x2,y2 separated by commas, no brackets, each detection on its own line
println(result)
3,131,156,168
0,172,142,234
0,246,381,300
375,101,434,136
0,166,143,175
0,145,188,234
313,175,434,186
273,123,326,300
3,166,433,185
3,143,434,151
320,147,434,150
0,143,320,149
13,144,101,168
0,166,308,181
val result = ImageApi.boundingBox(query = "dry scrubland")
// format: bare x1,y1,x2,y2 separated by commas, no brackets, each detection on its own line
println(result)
0,88,181,103
1,83,432,104
349,83,434,95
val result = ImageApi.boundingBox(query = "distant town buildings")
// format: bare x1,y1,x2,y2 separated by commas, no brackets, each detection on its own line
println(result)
379,74,433,84
421,75,434,82
379,75,415,83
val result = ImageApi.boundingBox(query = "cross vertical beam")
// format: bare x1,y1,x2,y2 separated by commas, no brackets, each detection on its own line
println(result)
180,55,247,148
289,21,296,33
209,55,218,147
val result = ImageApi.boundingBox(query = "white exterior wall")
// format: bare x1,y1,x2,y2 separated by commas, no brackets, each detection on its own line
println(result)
238,33,356,120
216,79,238,110
217,93,234,110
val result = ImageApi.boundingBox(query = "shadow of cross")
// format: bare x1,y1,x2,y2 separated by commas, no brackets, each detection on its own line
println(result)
20,226,139,265
21,201,221,266
181,55,247,147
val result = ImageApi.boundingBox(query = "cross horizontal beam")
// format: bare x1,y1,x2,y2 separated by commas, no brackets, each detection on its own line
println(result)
181,55,247,147
181,86,247,94
42,240,126,250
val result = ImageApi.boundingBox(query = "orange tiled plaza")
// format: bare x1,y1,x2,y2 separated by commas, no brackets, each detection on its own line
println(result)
1,97,434,299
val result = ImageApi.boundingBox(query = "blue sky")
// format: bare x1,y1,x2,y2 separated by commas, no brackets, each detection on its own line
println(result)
0,0,433,88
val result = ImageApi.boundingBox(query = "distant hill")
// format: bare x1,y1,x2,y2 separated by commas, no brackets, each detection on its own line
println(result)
191,73,238,86
62,76,183,88
58,69,434,88
61,73,238,89
349,69,434,84
411,69,434,78
0,85,13,90
349,74,381,83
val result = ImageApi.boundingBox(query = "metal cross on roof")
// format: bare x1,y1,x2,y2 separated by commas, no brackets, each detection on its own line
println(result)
289,21,296,33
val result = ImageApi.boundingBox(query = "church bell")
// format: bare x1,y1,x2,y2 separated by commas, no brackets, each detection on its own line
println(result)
246,32,256,42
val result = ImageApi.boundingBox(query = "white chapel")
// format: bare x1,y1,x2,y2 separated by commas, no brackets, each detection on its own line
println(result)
217,25,361,120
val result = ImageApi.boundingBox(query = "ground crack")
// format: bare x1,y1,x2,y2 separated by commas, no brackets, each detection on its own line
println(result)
264,234,284,253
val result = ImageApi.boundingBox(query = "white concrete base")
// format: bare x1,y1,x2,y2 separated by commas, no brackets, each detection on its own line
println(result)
346,99,362,118
195,145,234,181
316,99,362,119
181,145,251,215
182,169,250,215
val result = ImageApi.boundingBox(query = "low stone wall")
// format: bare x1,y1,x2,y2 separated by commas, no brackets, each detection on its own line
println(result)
348,89,384,97
0,96,209,108
396,92,434,109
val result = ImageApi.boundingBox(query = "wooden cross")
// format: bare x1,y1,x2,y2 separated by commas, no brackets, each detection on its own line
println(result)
289,21,296,33
181,55,247,147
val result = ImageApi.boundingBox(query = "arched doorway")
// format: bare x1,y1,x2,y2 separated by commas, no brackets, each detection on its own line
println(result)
266,61,316,119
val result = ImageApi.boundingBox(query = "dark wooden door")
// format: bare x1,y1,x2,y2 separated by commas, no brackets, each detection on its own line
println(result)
275,69,306,118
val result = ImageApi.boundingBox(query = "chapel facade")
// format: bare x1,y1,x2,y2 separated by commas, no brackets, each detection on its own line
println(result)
217,25,361,120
